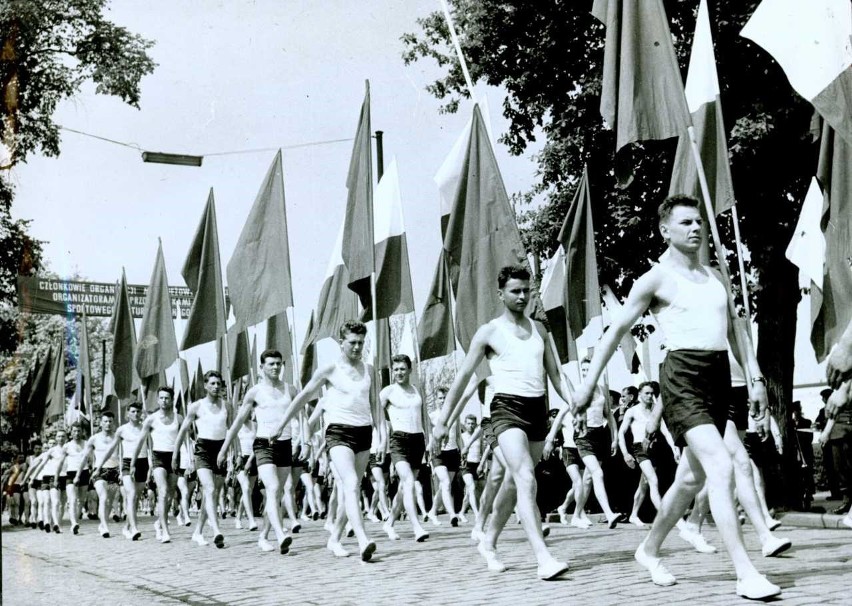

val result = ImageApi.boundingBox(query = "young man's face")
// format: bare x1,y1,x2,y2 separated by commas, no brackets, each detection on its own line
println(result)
128,406,142,422
32,445,42,456
158,390,173,411
205,375,223,398
620,390,635,406
70,426,81,440
661,205,703,252
498,277,530,313
55,431,67,445
340,332,365,361
639,386,655,405
262,356,283,380
391,361,410,384
101,416,114,432
580,362,590,379
464,417,476,432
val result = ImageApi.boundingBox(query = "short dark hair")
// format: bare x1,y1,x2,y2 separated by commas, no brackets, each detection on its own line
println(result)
391,354,412,369
638,381,656,395
621,386,638,398
820,388,833,400
339,320,367,340
435,386,449,396
158,386,174,397
580,357,592,366
497,264,531,289
204,370,223,383
128,401,142,411
658,194,700,224
464,414,477,424
650,381,660,397
69,423,84,433
260,349,284,364
101,411,115,420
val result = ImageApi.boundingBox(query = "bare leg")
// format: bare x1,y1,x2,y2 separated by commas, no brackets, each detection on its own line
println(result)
581,455,618,523
328,446,374,557
474,453,505,536
630,474,649,525
256,464,290,548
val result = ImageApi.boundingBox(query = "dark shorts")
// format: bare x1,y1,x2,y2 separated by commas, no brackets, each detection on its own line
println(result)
744,432,773,467
368,452,391,472
11,484,22,494
562,446,585,469
151,451,174,472
463,461,480,480
291,452,308,470
30,479,42,491
238,455,258,477
481,417,499,451
325,424,372,454
67,469,90,486
389,431,426,469
728,385,749,432
575,425,610,460
433,448,461,472
55,475,67,490
254,438,292,468
632,442,652,465
178,468,198,483
122,458,149,483
661,349,732,447
194,438,226,476
490,393,549,443
99,467,120,485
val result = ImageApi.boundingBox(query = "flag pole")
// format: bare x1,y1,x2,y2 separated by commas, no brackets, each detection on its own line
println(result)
729,206,752,319
686,126,752,383
438,0,476,102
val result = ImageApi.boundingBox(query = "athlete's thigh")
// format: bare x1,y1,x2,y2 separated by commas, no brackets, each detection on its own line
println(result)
638,459,658,484
496,427,534,474
683,424,730,470
196,468,216,489
394,461,414,484
94,479,108,498
434,465,450,484
276,466,291,487
328,446,358,481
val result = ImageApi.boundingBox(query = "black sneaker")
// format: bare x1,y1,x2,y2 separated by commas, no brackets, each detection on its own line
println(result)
832,500,851,515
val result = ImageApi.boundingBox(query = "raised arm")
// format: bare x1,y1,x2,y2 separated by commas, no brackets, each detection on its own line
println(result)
436,326,491,436
275,365,333,439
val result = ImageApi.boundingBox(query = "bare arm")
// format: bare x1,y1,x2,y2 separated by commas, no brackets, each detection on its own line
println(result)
221,388,257,457
438,325,492,432
275,365,333,439
172,404,199,471
617,408,634,460
447,379,481,428
827,320,852,388
93,430,122,475
541,325,575,407
130,418,155,469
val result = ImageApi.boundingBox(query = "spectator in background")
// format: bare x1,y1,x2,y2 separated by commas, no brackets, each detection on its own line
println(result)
815,389,841,500
817,396,852,516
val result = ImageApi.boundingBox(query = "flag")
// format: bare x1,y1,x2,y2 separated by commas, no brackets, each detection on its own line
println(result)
741,0,852,145
135,242,179,379
341,82,375,310
111,270,140,400
181,189,227,349
192,359,204,402
44,335,66,424
250,333,258,385
25,349,53,432
811,120,852,360
265,312,294,383
179,358,190,400
142,371,167,413
786,177,827,289
539,246,577,364
601,285,639,373
226,150,295,329
77,313,94,419
669,0,735,215
592,0,690,152
442,104,526,350
417,251,456,361
15,365,34,431
299,312,318,396
307,220,360,346
373,158,415,319
227,324,251,381
558,166,603,348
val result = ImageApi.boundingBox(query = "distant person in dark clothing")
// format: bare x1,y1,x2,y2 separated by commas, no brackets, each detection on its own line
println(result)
816,389,841,500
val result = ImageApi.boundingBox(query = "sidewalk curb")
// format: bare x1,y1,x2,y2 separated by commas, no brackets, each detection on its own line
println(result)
778,512,851,530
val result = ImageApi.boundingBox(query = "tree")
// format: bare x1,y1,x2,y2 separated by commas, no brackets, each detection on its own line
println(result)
0,0,156,167
403,1,817,506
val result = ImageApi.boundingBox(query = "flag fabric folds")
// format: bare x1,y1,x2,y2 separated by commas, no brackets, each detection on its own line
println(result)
112,270,140,400
442,104,526,351
77,313,94,420
342,83,375,311
810,121,852,361
135,242,179,380
23,349,52,433
558,167,603,347
226,150,295,330
417,250,456,361
669,0,735,215
307,220,360,346
373,158,415,319
786,177,827,290
601,285,639,373
539,246,577,364
299,312,318,390
227,324,251,381
741,0,852,145
44,336,65,424
592,0,690,152
181,189,227,349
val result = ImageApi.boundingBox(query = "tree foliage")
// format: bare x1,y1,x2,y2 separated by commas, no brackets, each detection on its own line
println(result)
402,1,818,458
0,0,156,166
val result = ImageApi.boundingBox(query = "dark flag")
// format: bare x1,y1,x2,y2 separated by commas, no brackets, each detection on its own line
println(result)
112,270,140,400
135,242,179,380
417,250,456,361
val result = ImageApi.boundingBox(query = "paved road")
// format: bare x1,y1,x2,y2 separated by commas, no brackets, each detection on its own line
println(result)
2,514,850,605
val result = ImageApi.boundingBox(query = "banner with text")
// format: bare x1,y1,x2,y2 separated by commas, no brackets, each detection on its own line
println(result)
16,276,194,319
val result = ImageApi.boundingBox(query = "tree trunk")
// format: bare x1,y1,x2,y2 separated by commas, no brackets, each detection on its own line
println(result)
755,253,803,509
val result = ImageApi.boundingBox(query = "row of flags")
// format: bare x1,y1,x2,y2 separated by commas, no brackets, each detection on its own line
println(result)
12,0,852,433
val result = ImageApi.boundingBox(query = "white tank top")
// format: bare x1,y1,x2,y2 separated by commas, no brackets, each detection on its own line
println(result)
254,384,292,440
653,264,728,351
179,439,194,468
481,383,495,419
120,423,147,458
488,318,546,397
63,440,86,472
41,446,64,476
238,421,256,456
430,410,459,451
151,412,180,452
461,430,482,463
94,433,119,468
32,453,49,479
324,361,373,427
386,385,424,434
194,399,228,440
